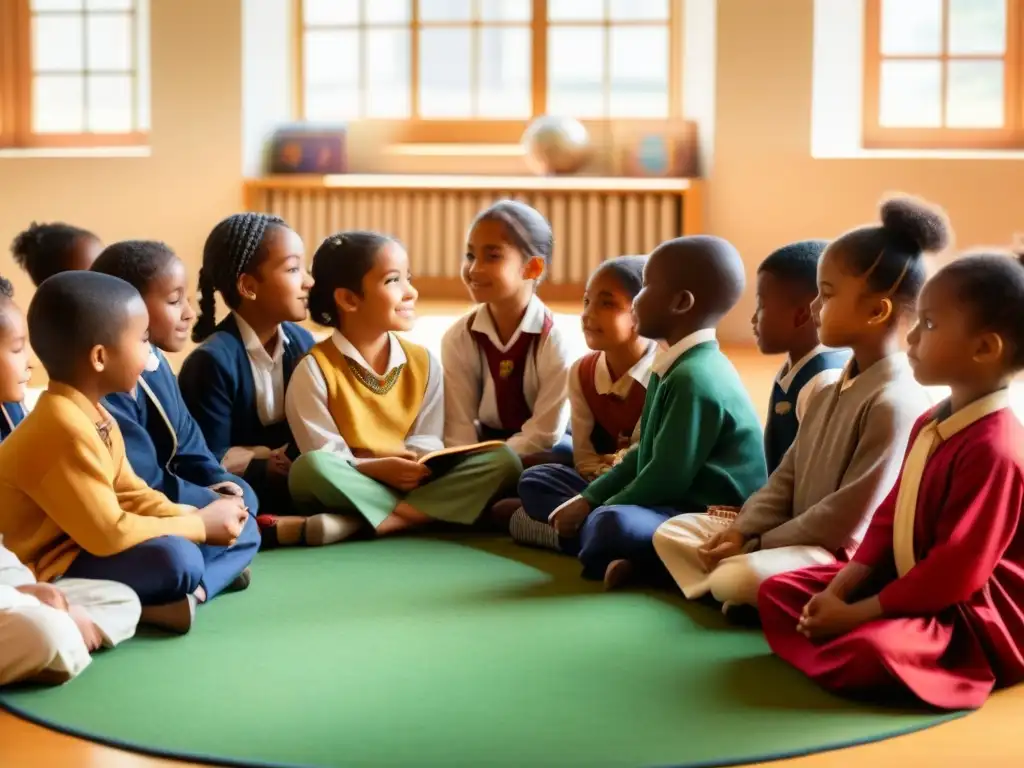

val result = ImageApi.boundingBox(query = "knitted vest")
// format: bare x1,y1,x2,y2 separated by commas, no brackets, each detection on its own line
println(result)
577,352,647,454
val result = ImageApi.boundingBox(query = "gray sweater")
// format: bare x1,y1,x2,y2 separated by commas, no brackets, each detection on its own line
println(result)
734,353,932,554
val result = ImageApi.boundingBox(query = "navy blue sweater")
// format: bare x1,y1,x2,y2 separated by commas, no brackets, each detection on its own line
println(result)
178,316,314,494
104,349,257,512
0,401,25,442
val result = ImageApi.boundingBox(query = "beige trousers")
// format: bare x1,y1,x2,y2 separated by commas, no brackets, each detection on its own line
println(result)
653,513,836,608
0,546,141,686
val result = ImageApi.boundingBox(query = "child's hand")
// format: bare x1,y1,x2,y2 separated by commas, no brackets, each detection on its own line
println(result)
797,591,878,641
209,481,244,498
267,450,292,478
68,605,103,651
698,528,746,569
199,497,249,545
358,457,431,492
548,495,592,537
16,583,69,612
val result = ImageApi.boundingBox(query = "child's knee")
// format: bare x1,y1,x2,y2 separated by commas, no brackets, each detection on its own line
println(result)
150,538,205,594
485,445,523,483
707,557,761,606
288,451,333,498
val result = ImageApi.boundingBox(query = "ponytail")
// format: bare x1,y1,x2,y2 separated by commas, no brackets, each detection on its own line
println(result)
192,265,218,342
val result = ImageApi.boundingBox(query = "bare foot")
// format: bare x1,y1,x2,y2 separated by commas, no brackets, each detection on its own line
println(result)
194,586,207,604
488,498,522,526
375,503,431,537
603,559,634,591
393,501,432,523
375,514,416,537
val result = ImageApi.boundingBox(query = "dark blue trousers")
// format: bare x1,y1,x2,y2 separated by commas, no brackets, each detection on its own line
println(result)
518,463,676,580
64,514,261,605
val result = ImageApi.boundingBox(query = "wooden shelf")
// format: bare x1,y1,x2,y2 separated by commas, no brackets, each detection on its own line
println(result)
244,174,698,194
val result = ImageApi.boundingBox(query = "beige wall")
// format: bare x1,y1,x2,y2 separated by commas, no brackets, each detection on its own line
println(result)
2,0,1021,350
712,0,1024,341
0,0,243,371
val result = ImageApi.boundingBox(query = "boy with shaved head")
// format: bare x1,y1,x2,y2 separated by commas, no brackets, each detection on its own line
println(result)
538,236,768,589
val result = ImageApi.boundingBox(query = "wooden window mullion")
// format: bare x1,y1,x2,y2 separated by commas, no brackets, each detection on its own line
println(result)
530,0,546,116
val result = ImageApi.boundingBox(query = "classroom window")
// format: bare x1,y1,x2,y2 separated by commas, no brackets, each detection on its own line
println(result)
863,0,1021,149
0,0,150,149
299,0,680,141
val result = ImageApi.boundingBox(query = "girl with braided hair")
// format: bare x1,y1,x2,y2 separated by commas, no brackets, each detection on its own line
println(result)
178,213,315,547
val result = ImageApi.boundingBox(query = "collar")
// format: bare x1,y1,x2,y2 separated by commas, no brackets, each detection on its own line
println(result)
933,389,1013,441
332,330,407,380
836,351,909,394
233,312,289,364
46,381,112,433
777,344,831,393
651,328,717,376
469,294,546,352
594,342,659,396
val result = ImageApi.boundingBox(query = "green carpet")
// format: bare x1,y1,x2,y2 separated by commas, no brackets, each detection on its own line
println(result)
0,536,961,767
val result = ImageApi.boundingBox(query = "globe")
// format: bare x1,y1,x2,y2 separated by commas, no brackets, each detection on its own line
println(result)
521,116,592,175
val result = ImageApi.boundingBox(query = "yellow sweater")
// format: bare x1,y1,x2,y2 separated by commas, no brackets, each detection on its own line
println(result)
0,382,206,582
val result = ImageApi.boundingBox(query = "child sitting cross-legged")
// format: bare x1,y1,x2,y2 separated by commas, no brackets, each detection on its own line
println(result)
753,240,850,474
653,197,941,617
92,241,261,597
509,255,658,551
286,231,521,541
518,235,768,589
0,272,251,635
760,250,1024,711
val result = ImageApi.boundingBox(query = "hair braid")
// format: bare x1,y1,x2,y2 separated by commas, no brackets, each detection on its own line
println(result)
191,212,286,342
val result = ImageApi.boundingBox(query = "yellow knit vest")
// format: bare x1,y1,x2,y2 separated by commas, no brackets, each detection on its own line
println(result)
309,336,430,457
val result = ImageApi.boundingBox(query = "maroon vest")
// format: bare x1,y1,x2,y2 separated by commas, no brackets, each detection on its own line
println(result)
471,307,554,437
577,351,647,455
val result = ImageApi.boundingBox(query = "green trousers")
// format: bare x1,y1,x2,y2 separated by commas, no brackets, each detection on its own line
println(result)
288,446,522,528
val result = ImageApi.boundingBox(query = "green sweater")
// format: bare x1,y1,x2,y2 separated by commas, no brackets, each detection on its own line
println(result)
581,342,767,510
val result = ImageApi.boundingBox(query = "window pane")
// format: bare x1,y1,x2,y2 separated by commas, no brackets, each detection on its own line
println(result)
548,27,604,117
366,0,410,23
881,0,942,55
33,75,84,132
946,60,1004,127
480,0,531,22
304,30,359,85
478,27,530,117
548,0,604,21
31,0,82,9
419,0,471,22
86,13,132,71
610,26,668,117
86,74,132,131
419,27,472,116
879,60,942,127
609,0,668,21
85,0,133,8
33,14,84,72
366,28,410,117
303,0,358,25
305,84,361,121
134,0,149,130
948,0,1005,55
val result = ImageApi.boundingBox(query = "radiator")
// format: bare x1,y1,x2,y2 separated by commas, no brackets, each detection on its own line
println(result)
244,175,702,288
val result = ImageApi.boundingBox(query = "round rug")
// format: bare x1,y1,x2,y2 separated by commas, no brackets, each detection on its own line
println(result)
0,536,961,767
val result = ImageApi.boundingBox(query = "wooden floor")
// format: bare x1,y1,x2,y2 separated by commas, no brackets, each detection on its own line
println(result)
2,303,1023,766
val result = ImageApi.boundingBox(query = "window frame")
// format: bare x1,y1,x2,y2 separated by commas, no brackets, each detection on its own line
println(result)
0,0,148,150
294,0,684,144
862,0,1023,150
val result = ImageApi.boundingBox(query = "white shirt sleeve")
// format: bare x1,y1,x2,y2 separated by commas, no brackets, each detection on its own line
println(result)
568,359,604,478
795,368,844,423
507,327,572,456
284,356,356,459
0,542,35,589
441,320,484,448
405,349,445,457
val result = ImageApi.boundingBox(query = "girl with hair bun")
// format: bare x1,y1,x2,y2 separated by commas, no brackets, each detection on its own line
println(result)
760,247,1024,710
178,213,315,547
654,195,942,616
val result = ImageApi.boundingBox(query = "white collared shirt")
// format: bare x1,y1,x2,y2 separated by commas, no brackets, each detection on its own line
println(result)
569,341,658,477
775,344,845,423
285,330,444,459
234,313,289,426
440,294,572,455
650,328,717,377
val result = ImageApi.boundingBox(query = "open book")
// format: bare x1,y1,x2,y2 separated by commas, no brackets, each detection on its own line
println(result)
416,441,506,475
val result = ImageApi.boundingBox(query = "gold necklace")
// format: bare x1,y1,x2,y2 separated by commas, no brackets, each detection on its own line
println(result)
346,358,404,395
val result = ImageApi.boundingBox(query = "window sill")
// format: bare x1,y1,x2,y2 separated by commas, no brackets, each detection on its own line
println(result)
0,146,151,159
381,143,525,158
813,147,1024,161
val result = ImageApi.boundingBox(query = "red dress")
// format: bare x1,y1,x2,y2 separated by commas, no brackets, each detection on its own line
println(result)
758,403,1024,710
